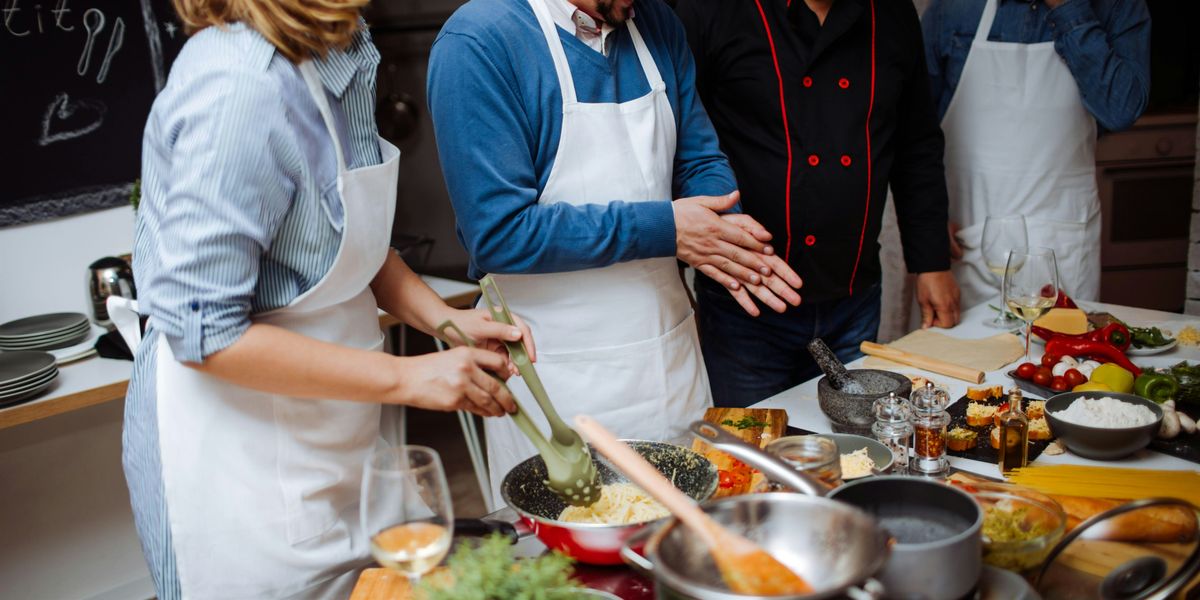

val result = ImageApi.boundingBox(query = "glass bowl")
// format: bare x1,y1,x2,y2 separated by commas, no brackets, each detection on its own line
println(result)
967,482,1067,573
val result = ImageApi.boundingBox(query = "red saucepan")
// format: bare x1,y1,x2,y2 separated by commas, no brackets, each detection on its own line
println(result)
457,440,718,565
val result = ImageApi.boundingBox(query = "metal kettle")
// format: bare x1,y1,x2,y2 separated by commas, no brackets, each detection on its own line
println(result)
88,256,136,325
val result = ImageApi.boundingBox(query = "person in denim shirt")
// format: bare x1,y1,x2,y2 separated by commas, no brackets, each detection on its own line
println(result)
922,0,1149,307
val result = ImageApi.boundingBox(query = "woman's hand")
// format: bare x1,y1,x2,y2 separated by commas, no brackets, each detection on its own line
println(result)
387,348,519,417
439,307,536,370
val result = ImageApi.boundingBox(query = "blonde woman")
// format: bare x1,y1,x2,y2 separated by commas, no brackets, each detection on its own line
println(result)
118,1,533,597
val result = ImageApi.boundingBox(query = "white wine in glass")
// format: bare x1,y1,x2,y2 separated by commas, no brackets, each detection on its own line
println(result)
1002,247,1058,362
362,446,454,585
981,215,1028,328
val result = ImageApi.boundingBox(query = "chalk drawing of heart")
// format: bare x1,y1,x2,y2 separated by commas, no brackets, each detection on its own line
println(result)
38,93,108,146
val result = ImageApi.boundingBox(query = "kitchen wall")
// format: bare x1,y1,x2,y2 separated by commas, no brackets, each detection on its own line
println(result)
0,207,153,599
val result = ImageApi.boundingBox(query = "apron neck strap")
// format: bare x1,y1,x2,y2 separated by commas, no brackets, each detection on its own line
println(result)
973,0,999,42
627,19,664,90
528,0,579,104
299,61,348,172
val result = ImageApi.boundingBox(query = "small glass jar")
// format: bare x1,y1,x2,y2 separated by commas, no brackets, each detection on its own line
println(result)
909,382,951,476
872,392,913,475
766,435,843,490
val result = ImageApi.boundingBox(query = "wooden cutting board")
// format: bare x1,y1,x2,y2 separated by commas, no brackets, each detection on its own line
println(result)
351,567,454,600
691,407,788,497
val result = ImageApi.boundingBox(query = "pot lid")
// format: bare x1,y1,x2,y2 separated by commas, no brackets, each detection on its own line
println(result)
1036,498,1200,600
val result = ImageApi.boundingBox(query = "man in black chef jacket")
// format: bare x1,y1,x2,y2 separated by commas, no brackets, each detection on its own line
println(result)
675,0,960,407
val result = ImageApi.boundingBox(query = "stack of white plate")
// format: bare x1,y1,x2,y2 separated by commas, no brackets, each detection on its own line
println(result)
0,313,91,351
0,351,58,407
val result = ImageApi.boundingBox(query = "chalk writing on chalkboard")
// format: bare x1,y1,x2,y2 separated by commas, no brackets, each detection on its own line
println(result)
0,0,184,227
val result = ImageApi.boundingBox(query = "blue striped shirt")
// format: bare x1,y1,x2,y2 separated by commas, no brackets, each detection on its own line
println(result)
123,23,382,597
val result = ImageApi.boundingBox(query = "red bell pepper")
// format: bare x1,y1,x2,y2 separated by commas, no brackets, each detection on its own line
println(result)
1040,286,1078,309
1044,337,1141,377
1031,322,1131,351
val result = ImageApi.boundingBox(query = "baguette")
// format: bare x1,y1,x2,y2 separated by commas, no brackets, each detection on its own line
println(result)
1052,495,1198,543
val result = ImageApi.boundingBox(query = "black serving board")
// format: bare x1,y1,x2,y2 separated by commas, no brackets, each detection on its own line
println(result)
945,394,1053,464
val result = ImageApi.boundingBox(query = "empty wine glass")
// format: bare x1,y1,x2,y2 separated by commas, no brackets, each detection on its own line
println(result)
1003,247,1059,362
981,215,1028,329
361,446,454,588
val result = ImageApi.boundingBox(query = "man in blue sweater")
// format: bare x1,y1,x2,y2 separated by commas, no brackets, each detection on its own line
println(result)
428,0,800,500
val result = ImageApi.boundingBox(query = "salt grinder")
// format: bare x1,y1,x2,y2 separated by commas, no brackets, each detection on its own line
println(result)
872,391,913,475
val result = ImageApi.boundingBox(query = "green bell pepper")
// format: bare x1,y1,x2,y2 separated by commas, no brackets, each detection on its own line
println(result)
1133,371,1180,403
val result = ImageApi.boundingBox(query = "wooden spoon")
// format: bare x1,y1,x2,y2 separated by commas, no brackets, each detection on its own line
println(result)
574,415,813,596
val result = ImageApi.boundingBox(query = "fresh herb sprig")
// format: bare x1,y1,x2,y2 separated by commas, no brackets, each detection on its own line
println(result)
419,534,585,600
721,416,770,430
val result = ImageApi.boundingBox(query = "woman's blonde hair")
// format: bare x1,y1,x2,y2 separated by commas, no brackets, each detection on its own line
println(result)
173,0,369,63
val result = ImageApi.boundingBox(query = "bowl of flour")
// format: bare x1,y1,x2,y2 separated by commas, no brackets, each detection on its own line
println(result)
1045,392,1164,460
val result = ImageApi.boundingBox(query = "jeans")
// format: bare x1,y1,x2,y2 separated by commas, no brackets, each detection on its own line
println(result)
695,276,882,408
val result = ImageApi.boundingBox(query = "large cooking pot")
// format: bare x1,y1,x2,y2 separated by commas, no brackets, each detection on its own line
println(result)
622,493,891,600
829,477,983,600
462,440,718,565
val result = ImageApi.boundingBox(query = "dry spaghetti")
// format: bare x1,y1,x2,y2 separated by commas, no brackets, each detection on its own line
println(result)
557,482,669,525
1007,465,1200,506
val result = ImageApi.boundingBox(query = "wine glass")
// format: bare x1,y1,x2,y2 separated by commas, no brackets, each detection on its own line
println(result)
1003,247,1059,363
361,445,454,588
981,215,1028,329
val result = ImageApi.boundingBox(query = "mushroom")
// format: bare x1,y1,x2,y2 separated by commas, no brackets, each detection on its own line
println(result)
1159,400,1182,439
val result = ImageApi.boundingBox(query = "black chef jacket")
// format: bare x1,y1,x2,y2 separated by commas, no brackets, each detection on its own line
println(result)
675,0,951,304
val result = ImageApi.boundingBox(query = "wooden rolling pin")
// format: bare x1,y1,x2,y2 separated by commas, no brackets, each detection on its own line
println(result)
859,341,985,384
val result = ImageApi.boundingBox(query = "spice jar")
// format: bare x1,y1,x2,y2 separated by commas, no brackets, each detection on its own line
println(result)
872,392,912,475
909,381,950,476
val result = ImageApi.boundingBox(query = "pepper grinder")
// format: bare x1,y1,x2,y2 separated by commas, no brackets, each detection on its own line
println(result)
909,381,950,476
872,392,913,475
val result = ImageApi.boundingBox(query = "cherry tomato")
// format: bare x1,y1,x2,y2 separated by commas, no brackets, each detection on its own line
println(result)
718,470,734,488
1041,353,1061,368
1050,376,1069,392
1015,362,1038,380
1063,368,1087,388
1033,367,1053,387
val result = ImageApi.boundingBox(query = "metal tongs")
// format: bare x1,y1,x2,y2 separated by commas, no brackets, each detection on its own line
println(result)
436,275,599,507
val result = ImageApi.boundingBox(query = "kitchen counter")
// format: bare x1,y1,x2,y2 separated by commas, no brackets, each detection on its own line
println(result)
352,299,1200,600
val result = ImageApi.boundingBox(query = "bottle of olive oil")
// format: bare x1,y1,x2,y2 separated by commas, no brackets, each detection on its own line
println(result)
997,388,1029,473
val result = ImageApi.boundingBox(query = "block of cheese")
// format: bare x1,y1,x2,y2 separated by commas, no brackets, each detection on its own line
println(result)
1033,308,1088,335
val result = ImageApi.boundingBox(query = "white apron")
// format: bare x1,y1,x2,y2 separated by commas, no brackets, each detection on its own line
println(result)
485,0,711,504
120,62,400,599
942,0,1101,308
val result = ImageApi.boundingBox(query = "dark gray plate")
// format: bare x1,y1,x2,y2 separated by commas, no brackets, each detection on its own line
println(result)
0,352,57,386
0,327,92,351
0,367,58,394
0,320,90,343
0,376,57,407
0,313,89,339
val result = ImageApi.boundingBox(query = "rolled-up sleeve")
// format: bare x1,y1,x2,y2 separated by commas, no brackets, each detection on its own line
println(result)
143,68,294,363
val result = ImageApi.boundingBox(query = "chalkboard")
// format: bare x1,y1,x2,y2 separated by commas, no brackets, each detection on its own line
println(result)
0,0,187,226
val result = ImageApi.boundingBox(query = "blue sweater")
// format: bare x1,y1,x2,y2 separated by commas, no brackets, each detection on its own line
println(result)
428,0,736,279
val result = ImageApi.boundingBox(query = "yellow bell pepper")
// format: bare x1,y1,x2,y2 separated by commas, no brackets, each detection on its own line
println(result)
1089,364,1135,394
1072,381,1113,393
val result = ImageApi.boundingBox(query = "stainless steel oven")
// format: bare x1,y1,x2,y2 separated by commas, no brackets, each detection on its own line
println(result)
1095,113,1196,312
367,2,471,277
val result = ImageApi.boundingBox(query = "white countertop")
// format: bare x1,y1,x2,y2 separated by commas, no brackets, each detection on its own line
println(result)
752,300,1200,477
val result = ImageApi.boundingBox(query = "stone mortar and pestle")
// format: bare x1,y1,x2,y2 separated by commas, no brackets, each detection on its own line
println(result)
809,339,912,435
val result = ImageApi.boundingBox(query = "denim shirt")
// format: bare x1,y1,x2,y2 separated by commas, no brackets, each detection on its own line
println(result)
922,0,1150,132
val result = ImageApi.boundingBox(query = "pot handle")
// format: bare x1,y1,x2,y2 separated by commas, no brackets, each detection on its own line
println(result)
453,518,521,544
843,578,885,600
689,420,828,497
619,524,658,578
